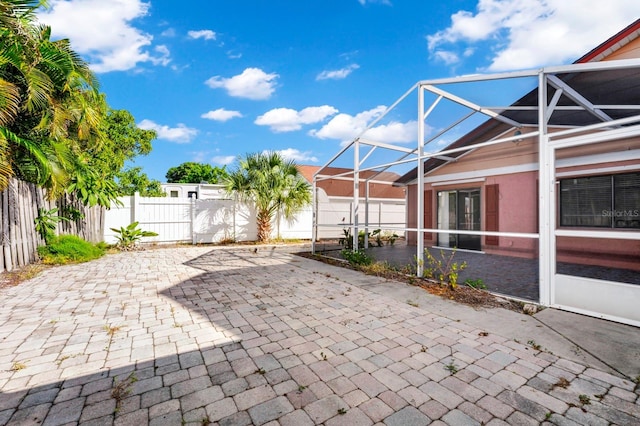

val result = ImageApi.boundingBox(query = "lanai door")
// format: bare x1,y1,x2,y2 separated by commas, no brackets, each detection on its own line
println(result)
437,189,481,250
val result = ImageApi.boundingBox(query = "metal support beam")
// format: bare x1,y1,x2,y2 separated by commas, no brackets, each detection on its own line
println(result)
311,178,317,254
416,85,426,277
352,140,360,251
423,84,524,128
538,72,553,306
547,74,613,123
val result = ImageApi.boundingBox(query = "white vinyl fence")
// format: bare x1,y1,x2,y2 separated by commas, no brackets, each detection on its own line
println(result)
104,193,405,244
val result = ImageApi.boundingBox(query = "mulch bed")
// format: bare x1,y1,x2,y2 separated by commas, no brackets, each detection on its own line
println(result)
296,252,524,312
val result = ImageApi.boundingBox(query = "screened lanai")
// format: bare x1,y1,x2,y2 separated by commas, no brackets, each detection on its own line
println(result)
311,57,640,326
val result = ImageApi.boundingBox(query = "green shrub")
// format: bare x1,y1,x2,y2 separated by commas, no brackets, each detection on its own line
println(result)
341,249,373,266
464,278,487,289
37,235,106,265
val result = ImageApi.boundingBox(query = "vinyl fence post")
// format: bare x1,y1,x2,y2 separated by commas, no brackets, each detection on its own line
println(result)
191,197,196,245
132,192,140,224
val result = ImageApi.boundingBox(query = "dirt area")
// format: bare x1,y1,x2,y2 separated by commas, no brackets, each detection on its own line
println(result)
296,252,525,312
0,264,47,291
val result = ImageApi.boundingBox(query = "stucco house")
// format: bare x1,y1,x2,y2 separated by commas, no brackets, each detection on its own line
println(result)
161,183,227,200
395,18,640,273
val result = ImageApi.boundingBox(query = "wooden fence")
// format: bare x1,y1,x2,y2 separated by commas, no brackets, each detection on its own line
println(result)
0,179,105,272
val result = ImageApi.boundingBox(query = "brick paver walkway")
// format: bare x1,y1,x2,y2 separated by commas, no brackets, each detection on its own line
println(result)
0,247,638,425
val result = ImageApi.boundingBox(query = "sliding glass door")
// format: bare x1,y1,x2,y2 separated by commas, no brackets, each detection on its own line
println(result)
437,189,481,250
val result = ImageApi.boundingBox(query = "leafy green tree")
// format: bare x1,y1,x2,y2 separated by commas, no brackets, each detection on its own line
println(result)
1,2,157,208
0,0,105,201
115,167,164,197
165,162,229,184
225,152,311,242
93,109,156,179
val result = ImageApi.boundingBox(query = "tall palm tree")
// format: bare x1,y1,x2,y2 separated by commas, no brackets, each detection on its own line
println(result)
225,152,311,242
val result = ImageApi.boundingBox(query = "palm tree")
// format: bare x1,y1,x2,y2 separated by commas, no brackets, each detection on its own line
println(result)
0,0,104,197
225,152,311,242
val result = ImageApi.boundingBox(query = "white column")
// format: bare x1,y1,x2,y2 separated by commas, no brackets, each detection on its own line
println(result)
352,141,360,250
538,71,552,306
417,85,425,276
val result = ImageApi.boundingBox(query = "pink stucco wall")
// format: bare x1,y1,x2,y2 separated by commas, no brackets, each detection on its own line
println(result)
406,169,640,271
483,172,538,257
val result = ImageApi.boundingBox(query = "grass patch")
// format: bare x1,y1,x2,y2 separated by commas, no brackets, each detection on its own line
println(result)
37,235,107,265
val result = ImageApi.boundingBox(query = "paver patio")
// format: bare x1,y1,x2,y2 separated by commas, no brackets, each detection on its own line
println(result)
0,246,638,425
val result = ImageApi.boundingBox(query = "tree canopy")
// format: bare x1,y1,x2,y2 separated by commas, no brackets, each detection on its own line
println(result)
225,152,310,242
165,162,229,184
0,1,157,207
115,167,164,197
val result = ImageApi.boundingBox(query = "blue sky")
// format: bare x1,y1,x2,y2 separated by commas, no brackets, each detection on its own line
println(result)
37,0,640,182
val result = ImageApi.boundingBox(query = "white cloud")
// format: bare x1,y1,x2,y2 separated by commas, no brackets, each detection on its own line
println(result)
310,106,417,144
427,0,640,71
433,51,459,66
38,0,170,73
161,28,176,37
211,155,236,165
316,64,360,80
255,106,338,132
151,45,171,66
205,68,279,100
201,108,243,122
358,0,392,5
265,148,318,163
138,119,198,143
188,29,216,40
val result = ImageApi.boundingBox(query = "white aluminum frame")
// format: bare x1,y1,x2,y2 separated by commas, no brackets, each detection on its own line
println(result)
313,59,640,322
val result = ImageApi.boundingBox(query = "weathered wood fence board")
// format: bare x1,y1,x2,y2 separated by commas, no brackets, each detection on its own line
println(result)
0,178,105,272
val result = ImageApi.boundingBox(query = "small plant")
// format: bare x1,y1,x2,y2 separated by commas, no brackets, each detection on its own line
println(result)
255,368,266,375
420,345,427,352
110,221,158,250
423,248,467,289
406,299,419,307
553,377,570,389
201,417,211,426
297,384,307,393
112,373,138,411
527,340,542,351
360,261,394,277
464,278,486,289
338,227,356,250
34,208,69,244
578,394,591,405
340,249,373,266
37,235,106,265
10,361,27,371
545,412,552,420
104,324,123,337
444,359,459,375
337,408,347,415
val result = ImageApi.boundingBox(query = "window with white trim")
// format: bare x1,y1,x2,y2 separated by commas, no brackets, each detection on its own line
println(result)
559,172,640,228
